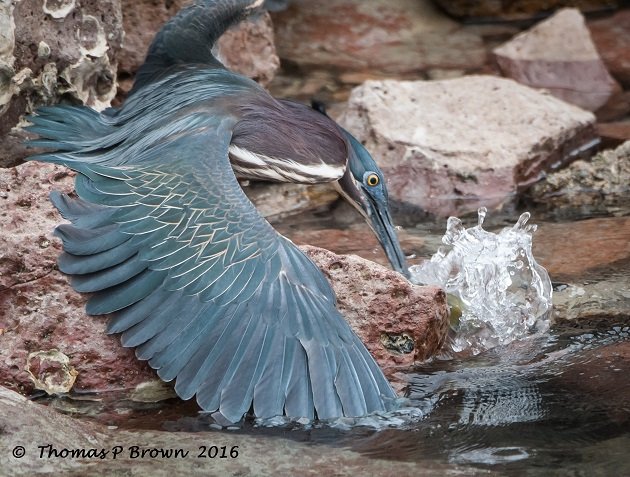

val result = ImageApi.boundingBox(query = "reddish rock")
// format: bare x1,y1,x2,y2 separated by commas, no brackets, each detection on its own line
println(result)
0,0,124,168
596,121,630,148
0,162,447,399
117,0,278,102
589,10,630,88
302,246,449,370
534,217,630,282
281,226,426,270
0,163,158,396
433,0,619,21
339,76,598,218
271,0,485,75
493,9,620,112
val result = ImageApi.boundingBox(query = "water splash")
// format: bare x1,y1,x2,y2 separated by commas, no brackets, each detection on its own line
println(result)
409,208,552,355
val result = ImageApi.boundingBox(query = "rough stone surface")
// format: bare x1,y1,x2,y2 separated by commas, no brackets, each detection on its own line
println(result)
0,162,158,396
552,279,630,327
270,0,485,74
242,181,339,221
589,9,630,88
526,141,630,217
117,0,279,101
493,8,621,111
2,0,279,167
534,216,630,282
0,386,466,477
0,0,124,168
1,162,447,400
302,246,449,369
433,0,619,20
339,75,598,218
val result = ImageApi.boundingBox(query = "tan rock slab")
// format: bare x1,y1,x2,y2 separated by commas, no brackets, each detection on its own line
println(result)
339,75,597,218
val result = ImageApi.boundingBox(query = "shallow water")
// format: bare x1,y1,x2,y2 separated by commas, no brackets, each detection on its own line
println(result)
36,204,630,475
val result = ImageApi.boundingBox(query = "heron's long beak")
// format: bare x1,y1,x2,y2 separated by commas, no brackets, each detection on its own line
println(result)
363,193,409,278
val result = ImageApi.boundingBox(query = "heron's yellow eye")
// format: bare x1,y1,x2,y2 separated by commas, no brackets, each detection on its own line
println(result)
366,174,379,187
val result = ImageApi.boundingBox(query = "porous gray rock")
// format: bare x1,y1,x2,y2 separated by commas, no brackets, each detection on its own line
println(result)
526,140,630,217
339,75,598,218
0,0,124,168
493,8,621,111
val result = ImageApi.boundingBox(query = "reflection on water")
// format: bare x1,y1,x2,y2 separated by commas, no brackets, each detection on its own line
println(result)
38,326,630,474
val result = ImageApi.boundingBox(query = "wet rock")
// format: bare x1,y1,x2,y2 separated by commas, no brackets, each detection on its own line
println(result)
242,181,339,221
589,10,630,88
552,340,630,425
534,216,630,282
1,161,447,400
493,8,621,112
552,279,630,327
282,225,427,270
596,121,630,149
302,246,449,369
526,141,630,217
339,75,598,218
432,0,619,21
271,0,485,75
117,0,278,101
0,0,124,168
1,386,462,476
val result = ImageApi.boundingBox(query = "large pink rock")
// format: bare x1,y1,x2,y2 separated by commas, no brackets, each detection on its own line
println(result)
493,8,621,111
0,162,448,398
339,76,598,218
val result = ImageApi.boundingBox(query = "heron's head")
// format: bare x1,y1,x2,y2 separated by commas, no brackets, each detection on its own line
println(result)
335,131,409,277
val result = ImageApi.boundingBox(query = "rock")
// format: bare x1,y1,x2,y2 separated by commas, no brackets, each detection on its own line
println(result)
242,181,339,221
117,0,279,102
596,121,630,149
526,141,630,217
533,216,630,282
432,0,619,21
552,280,630,327
493,9,621,112
339,75,598,218
280,225,427,270
0,386,465,476
589,10,630,88
270,0,485,75
0,162,159,396
0,0,124,168
0,161,447,400
302,246,449,369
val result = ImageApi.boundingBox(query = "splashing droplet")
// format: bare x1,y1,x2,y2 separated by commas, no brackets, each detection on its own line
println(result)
408,210,552,355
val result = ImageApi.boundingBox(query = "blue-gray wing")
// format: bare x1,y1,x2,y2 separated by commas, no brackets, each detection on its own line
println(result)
34,117,395,422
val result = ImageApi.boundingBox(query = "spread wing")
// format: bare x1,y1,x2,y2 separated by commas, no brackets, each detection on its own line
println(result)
27,112,396,423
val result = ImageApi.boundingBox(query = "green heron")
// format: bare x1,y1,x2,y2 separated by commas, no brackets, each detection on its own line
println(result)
26,0,408,423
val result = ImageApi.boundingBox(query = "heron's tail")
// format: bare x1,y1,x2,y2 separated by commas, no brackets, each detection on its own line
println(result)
133,0,265,92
